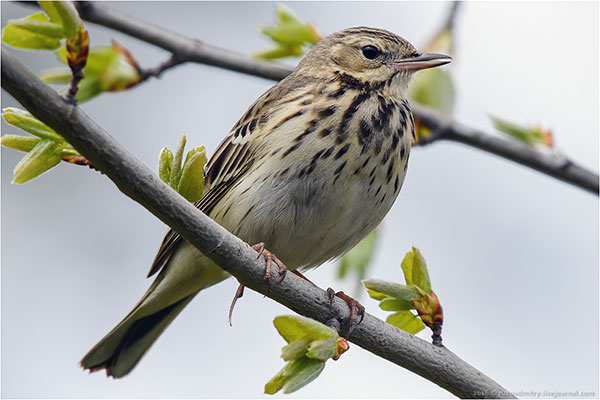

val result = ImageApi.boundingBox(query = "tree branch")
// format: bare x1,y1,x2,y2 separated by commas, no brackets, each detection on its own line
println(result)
2,48,514,400
412,104,599,195
72,1,598,195
75,2,291,81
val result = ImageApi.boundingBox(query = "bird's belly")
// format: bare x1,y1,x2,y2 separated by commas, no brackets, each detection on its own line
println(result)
215,151,408,269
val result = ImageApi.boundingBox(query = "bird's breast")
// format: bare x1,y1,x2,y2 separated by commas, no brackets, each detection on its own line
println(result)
214,88,414,269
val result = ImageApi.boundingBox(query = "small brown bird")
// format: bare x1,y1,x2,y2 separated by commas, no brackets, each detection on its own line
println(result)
80,26,450,378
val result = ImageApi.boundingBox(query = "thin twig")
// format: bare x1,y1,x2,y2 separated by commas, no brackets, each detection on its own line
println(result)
139,55,183,81
63,65,84,105
70,1,598,195
2,48,515,400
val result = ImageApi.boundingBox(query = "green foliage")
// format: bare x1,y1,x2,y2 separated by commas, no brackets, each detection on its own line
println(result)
490,114,553,147
2,1,82,50
158,133,207,203
2,13,62,50
363,247,442,336
386,311,426,335
2,108,64,142
255,5,321,60
337,229,378,294
265,315,345,395
40,42,143,103
39,1,81,38
1,108,80,184
401,246,431,294
409,67,455,114
12,139,63,184
408,26,455,114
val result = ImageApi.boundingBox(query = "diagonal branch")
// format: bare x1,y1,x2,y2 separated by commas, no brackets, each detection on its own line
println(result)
72,1,598,195
1,48,515,400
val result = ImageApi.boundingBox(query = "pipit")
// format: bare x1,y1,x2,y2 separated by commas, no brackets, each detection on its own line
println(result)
80,26,451,378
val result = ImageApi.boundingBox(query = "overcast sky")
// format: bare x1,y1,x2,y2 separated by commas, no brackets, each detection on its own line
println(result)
2,2,598,398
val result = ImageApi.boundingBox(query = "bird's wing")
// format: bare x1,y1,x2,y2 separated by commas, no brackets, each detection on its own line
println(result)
146,90,279,278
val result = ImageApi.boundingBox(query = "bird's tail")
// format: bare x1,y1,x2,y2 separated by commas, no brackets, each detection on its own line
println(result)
80,242,229,378
80,293,197,378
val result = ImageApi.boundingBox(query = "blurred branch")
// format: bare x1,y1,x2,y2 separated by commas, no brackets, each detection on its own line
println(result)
138,55,182,81
2,48,514,400
413,104,599,195
75,2,291,81
443,2,461,31
69,1,598,196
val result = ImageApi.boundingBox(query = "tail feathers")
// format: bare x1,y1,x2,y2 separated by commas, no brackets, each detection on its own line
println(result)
80,293,197,378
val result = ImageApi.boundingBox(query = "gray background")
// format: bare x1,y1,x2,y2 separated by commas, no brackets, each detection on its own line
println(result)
2,2,598,398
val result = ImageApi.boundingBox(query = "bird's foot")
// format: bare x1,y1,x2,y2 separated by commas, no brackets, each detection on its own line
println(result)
228,243,288,325
327,288,365,337
252,242,287,293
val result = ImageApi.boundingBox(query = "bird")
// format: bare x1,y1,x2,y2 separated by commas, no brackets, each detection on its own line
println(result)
80,26,451,378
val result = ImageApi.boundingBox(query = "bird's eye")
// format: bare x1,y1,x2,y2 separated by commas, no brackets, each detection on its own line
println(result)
361,45,380,60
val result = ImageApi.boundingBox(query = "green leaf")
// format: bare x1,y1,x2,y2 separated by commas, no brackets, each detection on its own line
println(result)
40,1,81,38
366,288,391,301
2,108,64,142
12,139,63,184
400,250,414,286
261,24,314,47
169,133,186,189
280,340,310,362
338,229,378,281
254,45,304,60
60,145,80,157
490,114,552,147
267,316,338,395
273,315,337,344
2,13,62,50
264,356,326,395
281,357,326,394
409,247,431,294
39,68,72,84
261,6,320,47
400,247,432,293
379,298,415,311
264,365,288,394
363,279,420,301
256,5,320,61
158,147,174,184
275,4,300,24
306,338,337,361
56,45,116,76
38,2,62,24
7,15,64,38
177,146,207,203
1,135,42,153
386,311,426,335
54,43,141,100
409,67,455,113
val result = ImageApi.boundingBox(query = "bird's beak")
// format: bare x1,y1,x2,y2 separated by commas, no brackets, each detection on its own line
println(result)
389,53,452,71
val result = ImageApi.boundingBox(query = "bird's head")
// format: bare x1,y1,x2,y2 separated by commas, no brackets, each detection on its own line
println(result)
298,26,451,95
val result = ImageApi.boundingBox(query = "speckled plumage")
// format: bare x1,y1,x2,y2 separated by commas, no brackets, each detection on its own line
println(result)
80,27,451,378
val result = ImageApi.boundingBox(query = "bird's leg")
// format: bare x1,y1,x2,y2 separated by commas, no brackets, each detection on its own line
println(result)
251,242,288,292
228,243,288,325
327,288,365,337
228,284,245,326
